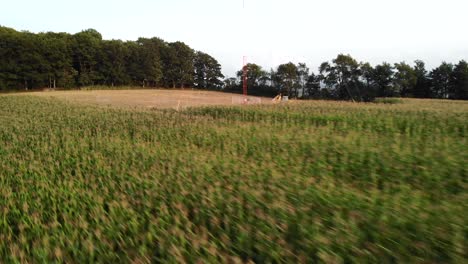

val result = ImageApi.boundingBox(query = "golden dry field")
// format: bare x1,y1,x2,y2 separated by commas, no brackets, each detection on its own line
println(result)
21,89,268,109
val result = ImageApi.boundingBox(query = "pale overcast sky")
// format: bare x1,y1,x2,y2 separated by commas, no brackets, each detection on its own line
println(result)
1,0,467,77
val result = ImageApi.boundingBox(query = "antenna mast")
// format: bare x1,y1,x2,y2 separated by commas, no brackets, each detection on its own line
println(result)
242,0,247,96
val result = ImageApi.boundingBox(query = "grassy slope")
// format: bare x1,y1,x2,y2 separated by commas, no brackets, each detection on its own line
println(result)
0,96,466,262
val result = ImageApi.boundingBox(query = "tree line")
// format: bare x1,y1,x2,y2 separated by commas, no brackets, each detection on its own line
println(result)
0,26,224,90
1,26,466,100
225,54,468,100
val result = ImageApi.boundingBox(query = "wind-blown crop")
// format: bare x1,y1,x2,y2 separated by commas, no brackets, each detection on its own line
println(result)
0,96,466,262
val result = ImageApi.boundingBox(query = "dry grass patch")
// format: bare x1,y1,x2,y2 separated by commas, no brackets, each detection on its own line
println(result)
19,89,269,109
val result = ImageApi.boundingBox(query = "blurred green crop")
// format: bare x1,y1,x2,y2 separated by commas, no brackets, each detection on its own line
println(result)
0,96,466,263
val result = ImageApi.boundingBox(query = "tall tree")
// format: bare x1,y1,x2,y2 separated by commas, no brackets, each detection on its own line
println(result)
451,60,468,100
72,29,103,86
276,62,298,97
125,41,146,86
304,72,321,99
136,37,164,87
359,62,377,100
319,54,363,101
194,51,224,90
394,62,417,97
429,62,453,99
0,26,23,89
16,31,47,89
296,63,309,98
413,60,431,98
373,63,395,97
161,42,194,88
223,77,238,91
236,63,267,94
100,40,130,86
35,32,74,88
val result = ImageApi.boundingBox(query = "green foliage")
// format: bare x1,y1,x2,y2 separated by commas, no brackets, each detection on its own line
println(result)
194,51,224,90
0,26,223,90
230,57,468,101
276,62,298,97
451,60,468,100
72,29,104,86
161,42,195,88
99,40,131,86
394,62,417,97
319,54,363,101
413,60,432,98
234,63,275,96
134,38,165,87
236,63,267,89
296,63,309,98
0,96,466,262
373,63,395,97
304,72,321,99
430,62,453,99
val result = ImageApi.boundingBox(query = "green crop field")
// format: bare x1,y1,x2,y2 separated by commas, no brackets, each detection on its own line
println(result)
0,95,466,263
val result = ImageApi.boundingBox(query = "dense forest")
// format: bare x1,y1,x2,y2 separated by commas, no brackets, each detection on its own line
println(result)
0,26,224,90
226,56,468,101
1,26,467,101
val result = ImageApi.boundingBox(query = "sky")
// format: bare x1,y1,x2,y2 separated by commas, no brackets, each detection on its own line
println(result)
1,0,467,77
